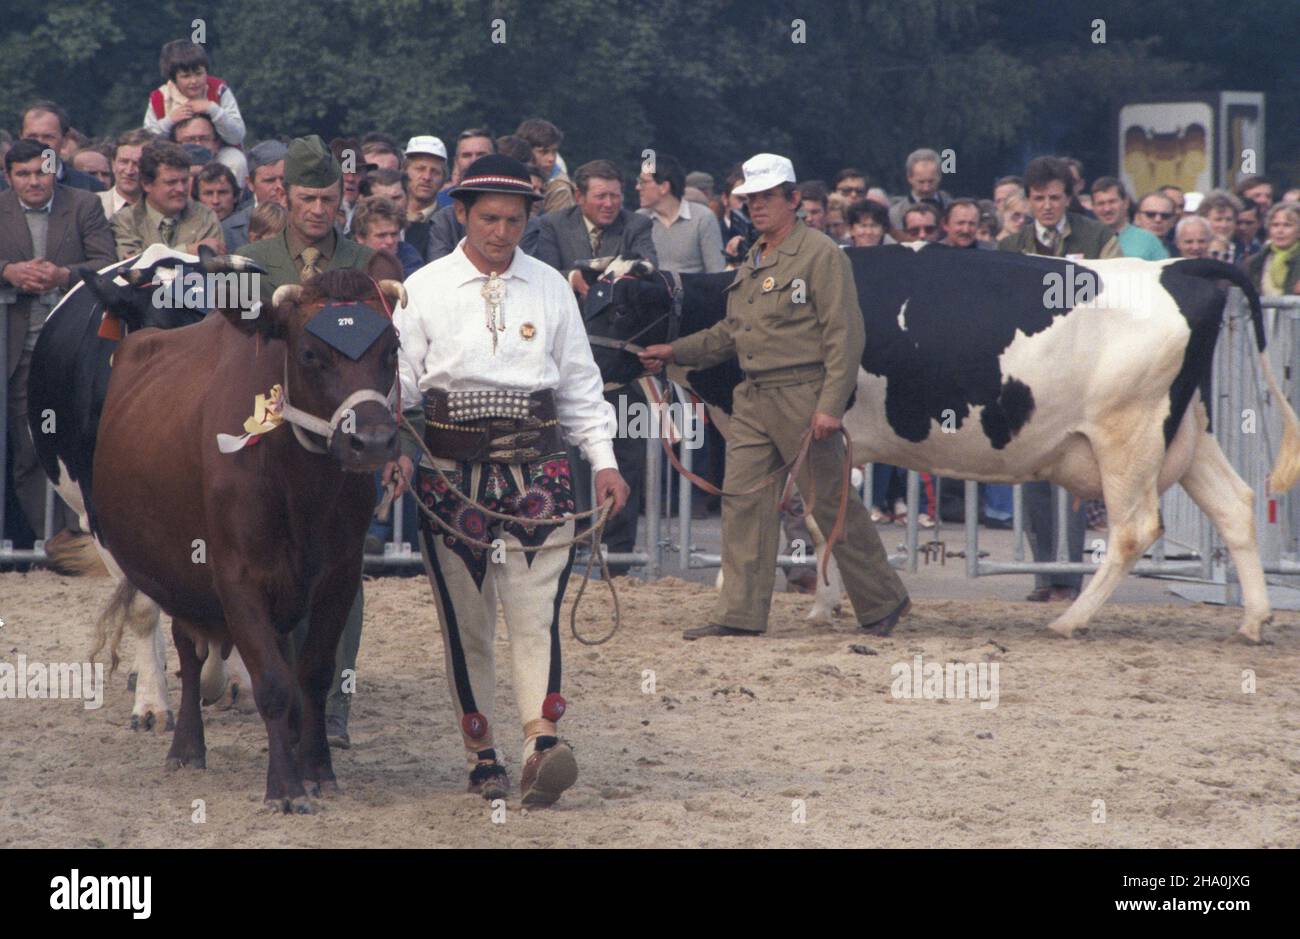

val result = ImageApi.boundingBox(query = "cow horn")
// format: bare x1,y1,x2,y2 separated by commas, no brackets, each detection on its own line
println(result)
203,253,268,276
272,284,303,307
377,279,407,309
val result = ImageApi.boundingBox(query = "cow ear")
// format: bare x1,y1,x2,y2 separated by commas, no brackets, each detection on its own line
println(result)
81,268,122,303
219,290,281,339
365,249,403,284
202,255,274,337
629,259,656,277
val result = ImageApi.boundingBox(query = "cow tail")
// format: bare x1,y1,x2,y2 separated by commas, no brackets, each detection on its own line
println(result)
91,580,147,675
1168,257,1300,493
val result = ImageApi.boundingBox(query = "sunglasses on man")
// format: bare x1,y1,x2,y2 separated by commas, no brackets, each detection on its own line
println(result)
837,185,866,196
1140,210,1175,220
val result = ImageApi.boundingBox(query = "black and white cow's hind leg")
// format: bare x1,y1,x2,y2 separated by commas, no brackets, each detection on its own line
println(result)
1176,431,1271,642
1046,420,1166,639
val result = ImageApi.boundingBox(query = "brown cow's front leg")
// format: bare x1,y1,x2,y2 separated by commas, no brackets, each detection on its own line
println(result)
165,618,207,769
295,568,360,796
219,589,314,814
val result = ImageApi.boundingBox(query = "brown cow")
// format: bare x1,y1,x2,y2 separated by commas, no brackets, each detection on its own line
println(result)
93,254,406,812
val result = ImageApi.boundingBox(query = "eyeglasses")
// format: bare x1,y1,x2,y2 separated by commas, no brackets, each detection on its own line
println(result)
1140,210,1175,220
837,186,866,196
905,225,938,236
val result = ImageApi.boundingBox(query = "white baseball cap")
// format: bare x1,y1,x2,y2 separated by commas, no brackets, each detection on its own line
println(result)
404,135,448,160
732,152,797,195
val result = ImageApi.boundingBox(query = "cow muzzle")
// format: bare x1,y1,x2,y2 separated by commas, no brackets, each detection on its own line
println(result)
278,371,399,471
327,399,399,471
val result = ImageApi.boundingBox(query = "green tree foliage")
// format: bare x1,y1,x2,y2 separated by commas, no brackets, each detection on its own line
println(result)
0,0,1292,194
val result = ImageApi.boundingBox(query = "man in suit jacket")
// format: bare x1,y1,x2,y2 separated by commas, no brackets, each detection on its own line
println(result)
19,102,106,193
235,135,376,749
1,139,116,538
533,160,658,573
998,156,1119,604
534,159,658,293
111,140,222,260
221,140,288,253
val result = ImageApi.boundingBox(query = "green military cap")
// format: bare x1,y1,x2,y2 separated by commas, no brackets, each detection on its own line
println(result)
284,134,341,189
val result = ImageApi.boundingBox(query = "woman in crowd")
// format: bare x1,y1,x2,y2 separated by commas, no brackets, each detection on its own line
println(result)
1247,202,1300,297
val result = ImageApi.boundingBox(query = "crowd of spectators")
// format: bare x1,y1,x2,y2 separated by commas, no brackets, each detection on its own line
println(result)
3,38,1299,577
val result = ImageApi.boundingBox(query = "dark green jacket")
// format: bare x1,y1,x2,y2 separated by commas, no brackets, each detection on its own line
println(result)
235,229,374,302
997,212,1119,260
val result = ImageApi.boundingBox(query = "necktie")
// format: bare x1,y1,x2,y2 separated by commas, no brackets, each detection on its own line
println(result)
1039,226,1060,255
589,226,602,256
301,246,322,279
159,217,177,246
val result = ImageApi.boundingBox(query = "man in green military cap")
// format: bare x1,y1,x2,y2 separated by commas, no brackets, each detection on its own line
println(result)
237,134,373,295
237,135,377,746
640,153,910,640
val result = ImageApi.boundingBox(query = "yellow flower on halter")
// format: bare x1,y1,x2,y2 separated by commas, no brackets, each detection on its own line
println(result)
242,384,285,436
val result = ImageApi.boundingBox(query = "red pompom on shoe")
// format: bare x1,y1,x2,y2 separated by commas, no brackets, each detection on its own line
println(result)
542,693,566,722
462,711,488,740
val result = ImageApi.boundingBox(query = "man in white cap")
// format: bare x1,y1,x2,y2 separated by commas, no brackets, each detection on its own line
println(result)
402,135,448,257
639,153,910,639
403,135,448,218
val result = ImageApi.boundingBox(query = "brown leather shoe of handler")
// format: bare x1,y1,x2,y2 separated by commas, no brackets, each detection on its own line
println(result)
520,741,578,807
682,623,763,640
860,597,912,636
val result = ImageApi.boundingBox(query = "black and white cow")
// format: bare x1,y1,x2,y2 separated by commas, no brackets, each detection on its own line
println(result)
29,244,261,728
584,244,1300,642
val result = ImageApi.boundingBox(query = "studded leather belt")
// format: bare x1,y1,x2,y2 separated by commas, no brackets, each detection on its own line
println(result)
422,388,562,464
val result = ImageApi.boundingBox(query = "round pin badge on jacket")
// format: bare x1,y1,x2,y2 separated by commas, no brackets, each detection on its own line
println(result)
761,276,775,292
520,322,536,340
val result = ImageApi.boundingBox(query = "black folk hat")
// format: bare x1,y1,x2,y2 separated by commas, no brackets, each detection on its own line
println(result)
450,154,542,202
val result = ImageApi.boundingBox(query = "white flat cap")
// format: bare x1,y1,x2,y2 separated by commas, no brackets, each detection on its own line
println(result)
733,152,797,195
404,135,448,160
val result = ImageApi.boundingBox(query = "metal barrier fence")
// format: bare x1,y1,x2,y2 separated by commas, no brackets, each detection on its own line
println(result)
4,293,1297,598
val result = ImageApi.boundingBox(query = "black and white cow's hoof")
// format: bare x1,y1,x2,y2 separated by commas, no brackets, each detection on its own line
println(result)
130,709,173,732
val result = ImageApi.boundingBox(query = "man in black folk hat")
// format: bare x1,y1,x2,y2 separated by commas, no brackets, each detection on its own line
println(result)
391,155,629,806
237,135,377,748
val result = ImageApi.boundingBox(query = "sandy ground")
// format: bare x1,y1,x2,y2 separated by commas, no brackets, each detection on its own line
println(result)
0,565,1296,849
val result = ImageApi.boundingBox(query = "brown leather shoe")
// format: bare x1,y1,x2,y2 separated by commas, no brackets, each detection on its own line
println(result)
1049,586,1080,602
682,623,763,640
1025,587,1055,602
860,597,911,636
520,741,577,807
